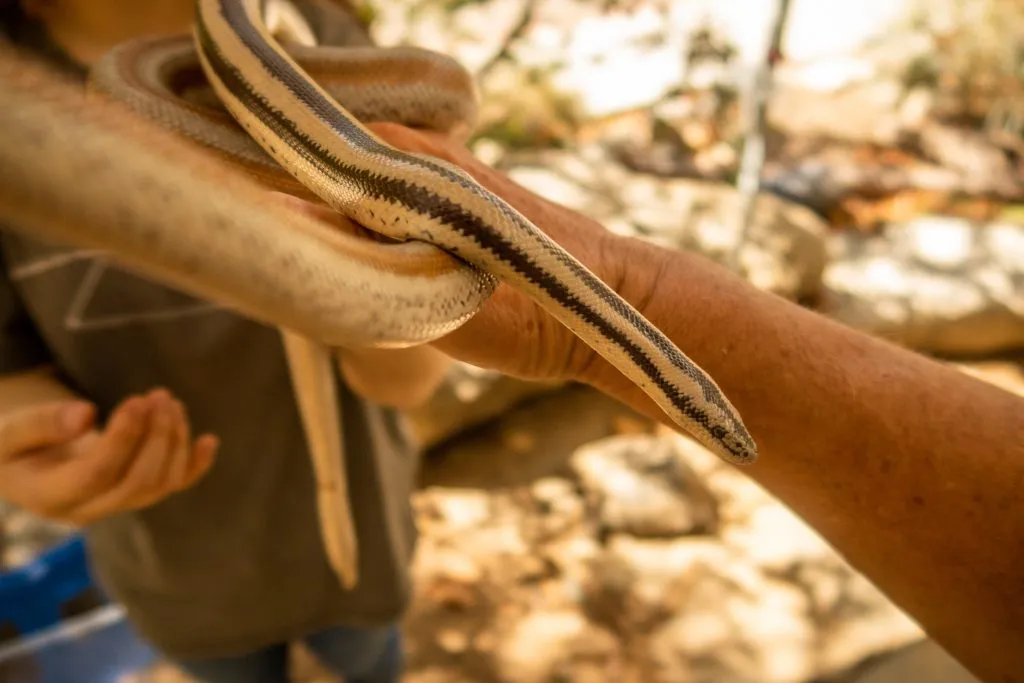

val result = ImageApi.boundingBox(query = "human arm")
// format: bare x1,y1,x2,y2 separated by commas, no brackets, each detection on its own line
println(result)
292,122,1023,683
0,368,220,525
574,234,1024,683
0,248,218,525
333,345,453,410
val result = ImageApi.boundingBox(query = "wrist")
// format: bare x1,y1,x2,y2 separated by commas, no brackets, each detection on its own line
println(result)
573,235,741,423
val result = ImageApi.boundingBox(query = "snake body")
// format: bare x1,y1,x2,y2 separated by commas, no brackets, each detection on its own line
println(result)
192,0,755,462
0,0,756,586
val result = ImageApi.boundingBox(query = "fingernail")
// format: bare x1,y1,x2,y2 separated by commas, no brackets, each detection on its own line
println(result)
62,402,93,432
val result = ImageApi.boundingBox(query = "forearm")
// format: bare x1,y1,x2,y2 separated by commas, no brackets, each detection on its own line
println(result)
587,235,1024,683
335,345,453,410
349,123,1022,680
0,366,80,416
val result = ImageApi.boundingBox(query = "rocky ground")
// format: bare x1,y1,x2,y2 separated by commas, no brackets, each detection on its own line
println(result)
4,0,1024,681
128,357,1023,683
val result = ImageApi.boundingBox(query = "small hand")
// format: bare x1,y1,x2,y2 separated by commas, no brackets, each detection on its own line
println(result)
0,388,219,526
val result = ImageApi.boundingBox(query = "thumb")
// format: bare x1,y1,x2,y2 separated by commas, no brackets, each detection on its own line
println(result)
0,400,96,457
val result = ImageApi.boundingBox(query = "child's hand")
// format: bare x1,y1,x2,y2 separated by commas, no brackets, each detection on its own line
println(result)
0,388,218,526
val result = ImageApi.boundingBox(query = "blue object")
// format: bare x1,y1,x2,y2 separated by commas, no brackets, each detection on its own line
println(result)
0,604,160,683
0,533,159,683
0,534,95,636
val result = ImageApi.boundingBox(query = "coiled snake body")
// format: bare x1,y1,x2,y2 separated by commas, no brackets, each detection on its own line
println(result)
0,0,755,588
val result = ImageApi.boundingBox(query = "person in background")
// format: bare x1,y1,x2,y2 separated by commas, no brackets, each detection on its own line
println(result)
0,1,453,682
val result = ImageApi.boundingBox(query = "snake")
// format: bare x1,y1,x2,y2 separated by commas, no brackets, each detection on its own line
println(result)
0,0,756,587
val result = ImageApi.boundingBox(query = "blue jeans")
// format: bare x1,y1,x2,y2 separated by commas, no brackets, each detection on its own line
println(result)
174,622,403,683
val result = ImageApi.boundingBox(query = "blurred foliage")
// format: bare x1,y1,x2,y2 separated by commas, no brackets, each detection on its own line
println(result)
472,65,583,150
900,0,1024,133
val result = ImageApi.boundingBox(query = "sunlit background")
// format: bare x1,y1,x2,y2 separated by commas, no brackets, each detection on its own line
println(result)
2,0,1021,681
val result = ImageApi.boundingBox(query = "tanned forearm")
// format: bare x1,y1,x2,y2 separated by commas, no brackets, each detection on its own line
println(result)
335,345,453,410
585,234,1024,683
286,124,1021,678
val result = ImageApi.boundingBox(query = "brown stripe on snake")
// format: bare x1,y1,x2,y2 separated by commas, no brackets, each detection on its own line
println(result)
195,0,757,462
91,36,473,191
90,39,478,281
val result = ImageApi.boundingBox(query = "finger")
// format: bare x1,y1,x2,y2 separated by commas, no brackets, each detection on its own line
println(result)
0,400,95,458
66,400,215,523
166,399,194,489
116,389,179,505
66,391,174,521
61,395,151,492
48,396,152,524
176,433,219,491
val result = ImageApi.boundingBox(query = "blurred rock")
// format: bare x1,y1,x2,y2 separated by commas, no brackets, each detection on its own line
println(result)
656,431,778,524
570,435,719,538
912,123,1022,198
761,149,964,220
495,609,622,683
722,502,834,573
953,358,1024,397
816,571,925,675
527,477,587,539
502,145,829,301
417,385,653,491
406,362,563,451
583,536,731,633
822,216,1024,355
768,80,933,147
645,569,815,683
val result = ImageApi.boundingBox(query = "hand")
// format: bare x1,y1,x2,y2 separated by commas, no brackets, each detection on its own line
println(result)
277,122,637,386
334,345,453,410
0,388,219,526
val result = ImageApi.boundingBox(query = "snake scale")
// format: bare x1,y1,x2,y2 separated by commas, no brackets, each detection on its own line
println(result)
0,0,756,588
